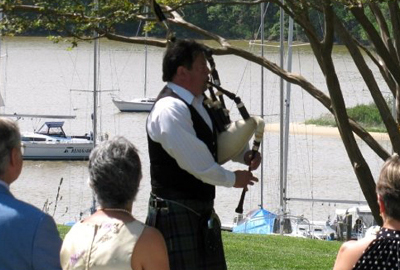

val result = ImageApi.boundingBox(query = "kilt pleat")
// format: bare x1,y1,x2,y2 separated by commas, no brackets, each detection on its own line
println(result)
146,195,227,270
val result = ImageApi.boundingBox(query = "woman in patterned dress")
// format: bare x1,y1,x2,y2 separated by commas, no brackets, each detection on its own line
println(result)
333,153,400,270
60,136,169,270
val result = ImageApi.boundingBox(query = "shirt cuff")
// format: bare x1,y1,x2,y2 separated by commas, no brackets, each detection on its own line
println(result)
224,170,236,188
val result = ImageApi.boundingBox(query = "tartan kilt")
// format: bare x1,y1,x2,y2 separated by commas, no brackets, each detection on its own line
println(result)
146,196,227,270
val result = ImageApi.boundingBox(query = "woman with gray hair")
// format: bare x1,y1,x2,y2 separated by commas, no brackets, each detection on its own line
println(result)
61,136,169,270
333,153,400,270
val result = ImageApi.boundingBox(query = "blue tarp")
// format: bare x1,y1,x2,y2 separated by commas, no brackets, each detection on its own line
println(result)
232,208,277,234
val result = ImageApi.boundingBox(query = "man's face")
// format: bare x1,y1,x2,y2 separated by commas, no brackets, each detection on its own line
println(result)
186,53,210,96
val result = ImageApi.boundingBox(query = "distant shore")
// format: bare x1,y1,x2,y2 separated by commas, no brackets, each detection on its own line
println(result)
266,123,390,141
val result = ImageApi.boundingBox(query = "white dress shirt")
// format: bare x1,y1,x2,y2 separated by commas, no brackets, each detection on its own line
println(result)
147,82,237,187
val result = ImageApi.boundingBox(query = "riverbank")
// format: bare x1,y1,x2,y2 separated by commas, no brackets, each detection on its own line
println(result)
266,122,390,141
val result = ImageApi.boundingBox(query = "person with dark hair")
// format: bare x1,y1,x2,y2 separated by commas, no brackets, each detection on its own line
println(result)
0,117,62,270
146,39,261,270
333,153,400,270
61,136,169,270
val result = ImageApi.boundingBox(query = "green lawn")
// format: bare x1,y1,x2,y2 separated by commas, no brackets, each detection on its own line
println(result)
58,225,341,270
223,231,341,270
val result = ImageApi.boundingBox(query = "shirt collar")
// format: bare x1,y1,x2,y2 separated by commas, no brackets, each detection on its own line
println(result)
167,82,196,105
0,179,9,191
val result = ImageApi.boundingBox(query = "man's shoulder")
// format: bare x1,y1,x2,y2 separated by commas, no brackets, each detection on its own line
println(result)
0,194,50,222
153,95,189,116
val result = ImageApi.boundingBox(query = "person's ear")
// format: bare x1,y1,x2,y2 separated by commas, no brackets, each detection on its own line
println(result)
9,147,18,166
176,66,188,77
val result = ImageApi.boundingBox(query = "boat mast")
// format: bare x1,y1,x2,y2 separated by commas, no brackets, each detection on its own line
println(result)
0,10,5,111
91,0,99,214
279,1,285,217
279,2,294,232
260,2,265,209
283,15,294,217
144,6,148,98
93,20,99,147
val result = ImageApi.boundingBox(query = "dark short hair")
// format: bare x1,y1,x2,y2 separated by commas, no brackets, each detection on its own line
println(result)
162,39,206,82
377,153,400,220
0,118,21,176
88,136,142,208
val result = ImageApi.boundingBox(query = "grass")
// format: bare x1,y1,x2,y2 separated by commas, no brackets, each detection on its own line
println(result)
57,224,71,240
223,232,341,270
305,102,387,133
57,225,341,270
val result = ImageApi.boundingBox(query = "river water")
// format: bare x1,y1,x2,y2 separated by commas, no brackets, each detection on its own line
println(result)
0,37,392,226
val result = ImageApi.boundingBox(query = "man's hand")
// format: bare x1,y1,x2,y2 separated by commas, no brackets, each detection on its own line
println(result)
244,150,262,171
233,170,259,189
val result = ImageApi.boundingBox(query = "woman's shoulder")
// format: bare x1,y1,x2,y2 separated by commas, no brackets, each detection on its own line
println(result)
131,225,169,270
333,236,375,270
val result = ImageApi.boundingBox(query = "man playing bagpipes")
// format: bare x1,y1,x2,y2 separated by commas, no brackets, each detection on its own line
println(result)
145,39,262,270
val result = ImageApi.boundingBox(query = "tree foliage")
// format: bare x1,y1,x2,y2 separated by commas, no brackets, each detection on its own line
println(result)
2,0,400,225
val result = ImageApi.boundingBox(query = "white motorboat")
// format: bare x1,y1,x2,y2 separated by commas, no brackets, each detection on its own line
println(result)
21,121,93,160
111,96,155,112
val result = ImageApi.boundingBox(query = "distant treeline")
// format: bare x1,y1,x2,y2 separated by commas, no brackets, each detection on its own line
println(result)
21,3,380,44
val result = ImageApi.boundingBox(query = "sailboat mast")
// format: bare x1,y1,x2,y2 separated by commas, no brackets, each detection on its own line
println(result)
0,10,4,110
144,6,148,97
91,0,99,214
279,1,285,216
283,16,294,213
93,0,99,147
260,2,265,209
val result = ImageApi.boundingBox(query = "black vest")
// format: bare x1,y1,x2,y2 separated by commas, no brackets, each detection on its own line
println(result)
147,86,218,201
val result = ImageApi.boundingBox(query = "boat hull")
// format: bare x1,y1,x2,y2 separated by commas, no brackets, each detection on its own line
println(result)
22,142,93,160
112,97,154,112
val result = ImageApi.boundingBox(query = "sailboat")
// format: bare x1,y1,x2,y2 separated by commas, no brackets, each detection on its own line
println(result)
232,4,336,240
0,25,94,160
111,12,155,112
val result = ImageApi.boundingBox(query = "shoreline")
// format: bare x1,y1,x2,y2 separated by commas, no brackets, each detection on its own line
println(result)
266,123,390,141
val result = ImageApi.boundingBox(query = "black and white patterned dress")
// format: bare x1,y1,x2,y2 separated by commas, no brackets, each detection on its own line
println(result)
353,227,400,270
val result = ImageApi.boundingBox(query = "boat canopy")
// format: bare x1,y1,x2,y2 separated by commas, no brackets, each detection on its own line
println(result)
232,208,277,234
37,121,66,137
43,121,65,128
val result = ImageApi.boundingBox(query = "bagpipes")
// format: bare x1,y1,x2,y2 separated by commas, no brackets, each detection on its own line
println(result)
151,0,265,214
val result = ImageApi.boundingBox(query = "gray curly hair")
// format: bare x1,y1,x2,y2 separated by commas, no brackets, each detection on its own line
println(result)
88,136,142,208
0,118,21,176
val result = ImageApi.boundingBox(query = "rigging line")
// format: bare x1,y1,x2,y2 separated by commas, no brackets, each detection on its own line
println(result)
116,17,147,95
339,52,359,105
316,12,324,39
295,46,315,205
233,2,270,113
136,20,143,37
107,48,120,92
253,3,270,41
97,41,104,141
69,48,85,89
297,47,314,197
115,44,134,95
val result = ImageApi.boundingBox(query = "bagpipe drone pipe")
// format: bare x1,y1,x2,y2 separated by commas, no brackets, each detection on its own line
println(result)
151,0,265,214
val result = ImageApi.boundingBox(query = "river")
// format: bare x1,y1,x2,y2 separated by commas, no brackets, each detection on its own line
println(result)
0,37,391,226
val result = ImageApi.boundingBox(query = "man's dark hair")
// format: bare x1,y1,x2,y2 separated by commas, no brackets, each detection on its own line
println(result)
162,39,206,82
